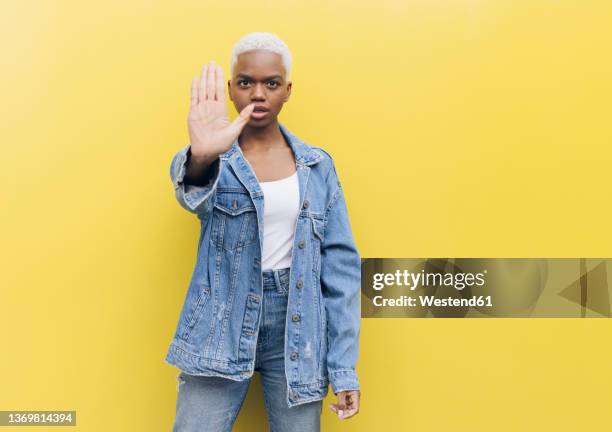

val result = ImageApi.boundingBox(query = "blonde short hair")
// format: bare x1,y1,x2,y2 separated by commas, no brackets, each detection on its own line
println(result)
230,32,292,81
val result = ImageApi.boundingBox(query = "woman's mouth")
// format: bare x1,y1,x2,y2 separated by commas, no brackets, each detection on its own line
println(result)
251,107,269,119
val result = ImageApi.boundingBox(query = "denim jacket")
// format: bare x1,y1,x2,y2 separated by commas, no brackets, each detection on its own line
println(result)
164,122,361,408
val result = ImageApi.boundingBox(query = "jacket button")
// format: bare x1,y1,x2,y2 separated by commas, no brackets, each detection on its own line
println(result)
303,200,309,209
292,313,300,322
290,351,298,360
296,279,303,289
298,240,305,249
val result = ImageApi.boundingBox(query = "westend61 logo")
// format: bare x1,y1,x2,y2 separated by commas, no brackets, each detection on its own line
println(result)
372,269,488,291
369,267,492,309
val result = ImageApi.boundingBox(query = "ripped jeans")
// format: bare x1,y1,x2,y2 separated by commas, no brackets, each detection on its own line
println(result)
172,267,323,432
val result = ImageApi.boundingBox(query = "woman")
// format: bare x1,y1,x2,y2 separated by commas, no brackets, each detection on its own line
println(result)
166,32,361,431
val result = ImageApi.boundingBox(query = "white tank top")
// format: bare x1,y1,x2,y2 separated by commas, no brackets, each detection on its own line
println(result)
259,171,300,271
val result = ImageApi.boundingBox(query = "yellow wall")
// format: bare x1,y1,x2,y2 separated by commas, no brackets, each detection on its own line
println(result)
2,1,611,430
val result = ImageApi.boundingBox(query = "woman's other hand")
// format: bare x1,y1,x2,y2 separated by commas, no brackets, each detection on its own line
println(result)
329,390,360,420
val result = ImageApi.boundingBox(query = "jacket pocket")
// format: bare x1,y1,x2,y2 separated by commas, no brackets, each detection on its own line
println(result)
238,293,262,362
211,191,258,251
181,283,211,340
311,216,325,242
311,217,325,275
241,293,261,335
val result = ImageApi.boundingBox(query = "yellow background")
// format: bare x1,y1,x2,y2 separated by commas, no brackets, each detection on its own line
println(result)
2,0,611,430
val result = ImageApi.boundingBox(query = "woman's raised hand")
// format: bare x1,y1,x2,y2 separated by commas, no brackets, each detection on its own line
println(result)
187,60,255,161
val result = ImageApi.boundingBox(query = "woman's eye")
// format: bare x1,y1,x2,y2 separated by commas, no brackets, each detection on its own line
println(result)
237,79,278,88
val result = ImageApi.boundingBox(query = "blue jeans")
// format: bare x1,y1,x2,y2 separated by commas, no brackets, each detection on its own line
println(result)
172,267,323,431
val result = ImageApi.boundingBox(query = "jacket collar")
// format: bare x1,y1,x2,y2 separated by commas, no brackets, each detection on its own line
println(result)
222,121,323,167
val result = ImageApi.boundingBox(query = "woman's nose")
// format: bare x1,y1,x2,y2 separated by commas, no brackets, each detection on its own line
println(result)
251,83,266,99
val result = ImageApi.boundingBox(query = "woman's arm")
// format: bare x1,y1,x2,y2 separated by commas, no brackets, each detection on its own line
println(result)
169,60,254,218
320,163,361,395
169,144,222,217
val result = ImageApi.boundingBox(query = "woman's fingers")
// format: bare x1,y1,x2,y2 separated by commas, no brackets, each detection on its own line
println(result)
329,391,360,420
206,60,216,100
198,64,208,102
341,408,358,419
190,77,198,109
193,61,223,106
329,402,357,420
215,63,225,101
227,103,255,138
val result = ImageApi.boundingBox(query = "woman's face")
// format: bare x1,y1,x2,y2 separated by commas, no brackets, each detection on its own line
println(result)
228,50,292,128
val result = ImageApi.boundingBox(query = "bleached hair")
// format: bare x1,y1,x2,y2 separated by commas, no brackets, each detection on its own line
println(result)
230,32,292,81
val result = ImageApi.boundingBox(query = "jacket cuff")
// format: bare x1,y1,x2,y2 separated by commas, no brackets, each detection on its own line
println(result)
173,145,222,212
329,368,360,394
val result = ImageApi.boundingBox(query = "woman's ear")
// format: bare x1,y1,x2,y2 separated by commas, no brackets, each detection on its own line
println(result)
284,81,292,102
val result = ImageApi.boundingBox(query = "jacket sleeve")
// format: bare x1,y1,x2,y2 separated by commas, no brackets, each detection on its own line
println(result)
170,144,222,218
320,162,361,394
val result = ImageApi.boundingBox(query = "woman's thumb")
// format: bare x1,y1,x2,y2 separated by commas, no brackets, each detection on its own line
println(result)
228,103,255,137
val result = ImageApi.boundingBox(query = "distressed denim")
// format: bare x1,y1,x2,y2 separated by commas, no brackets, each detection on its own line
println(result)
172,268,323,431
165,122,361,408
